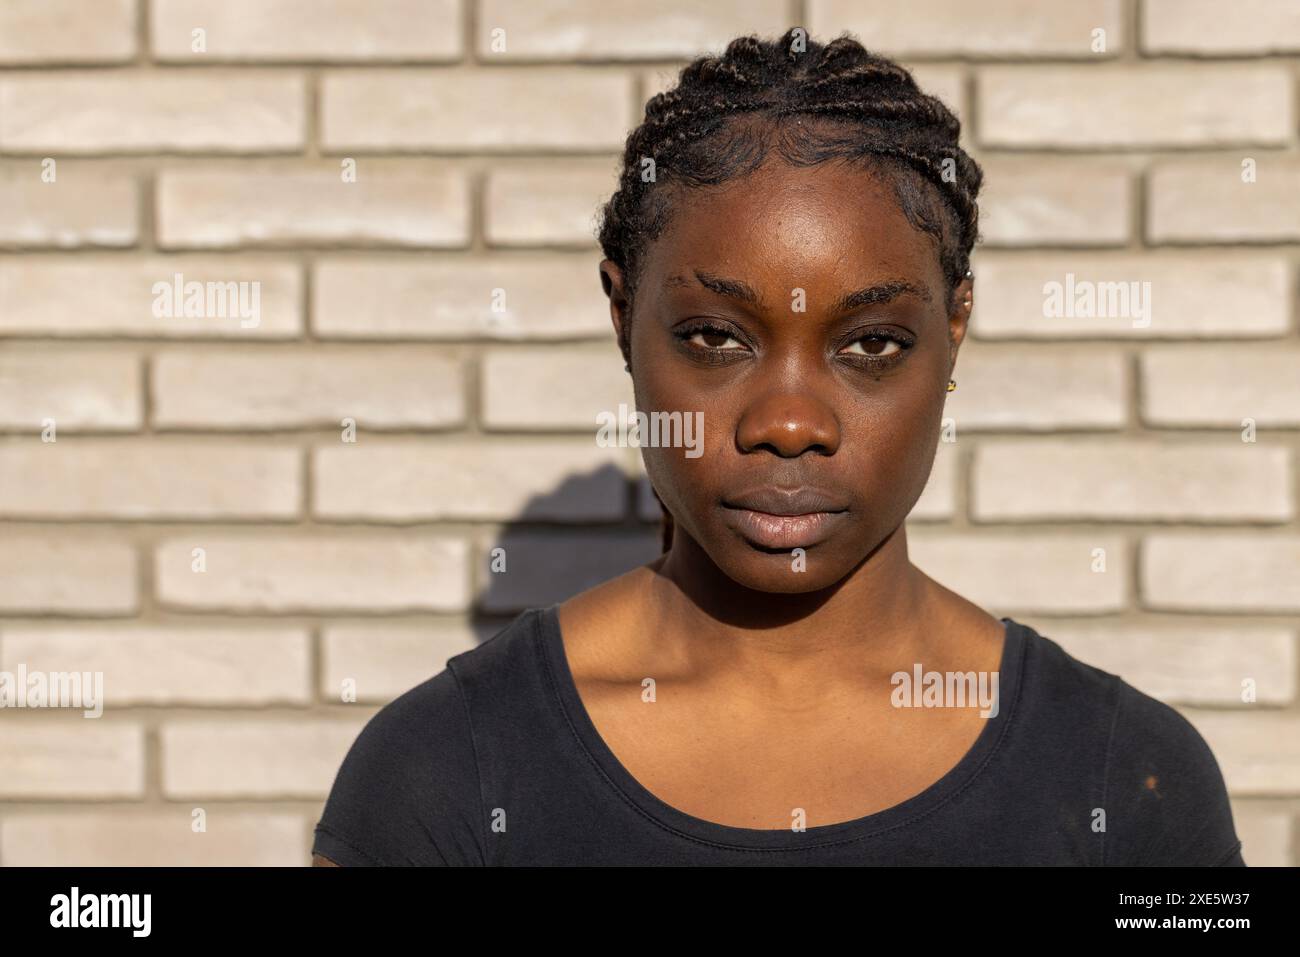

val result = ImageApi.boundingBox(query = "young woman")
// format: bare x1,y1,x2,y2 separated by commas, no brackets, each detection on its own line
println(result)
312,30,1244,866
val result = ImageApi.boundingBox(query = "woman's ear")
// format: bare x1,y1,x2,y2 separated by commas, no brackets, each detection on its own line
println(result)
952,273,974,318
947,271,975,370
948,272,974,334
599,259,632,361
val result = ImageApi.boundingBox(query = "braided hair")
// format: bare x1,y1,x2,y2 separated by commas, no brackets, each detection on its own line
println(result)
597,29,983,554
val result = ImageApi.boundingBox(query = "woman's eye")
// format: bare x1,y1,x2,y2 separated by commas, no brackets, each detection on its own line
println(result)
841,336,902,357
674,324,912,364
679,325,745,350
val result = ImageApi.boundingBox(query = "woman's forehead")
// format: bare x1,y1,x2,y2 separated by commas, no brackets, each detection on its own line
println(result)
643,167,944,293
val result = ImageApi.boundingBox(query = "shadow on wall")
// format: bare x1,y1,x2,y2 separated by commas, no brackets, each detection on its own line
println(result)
467,461,664,646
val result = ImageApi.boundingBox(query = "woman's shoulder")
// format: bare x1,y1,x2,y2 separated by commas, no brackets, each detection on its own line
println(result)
312,609,549,866
362,607,555,746
442,606,555,695
1013,618,1225,756
312,663,485,865
1011,618,1244,866
1105,677,1244,865
344,608,548,736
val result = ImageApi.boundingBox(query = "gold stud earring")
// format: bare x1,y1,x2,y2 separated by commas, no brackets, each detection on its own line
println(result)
947,379,957,392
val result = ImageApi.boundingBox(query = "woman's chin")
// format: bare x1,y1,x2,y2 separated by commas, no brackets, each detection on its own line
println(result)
709,543,853,595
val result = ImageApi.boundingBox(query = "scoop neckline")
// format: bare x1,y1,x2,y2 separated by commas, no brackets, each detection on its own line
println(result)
536,603,1027,851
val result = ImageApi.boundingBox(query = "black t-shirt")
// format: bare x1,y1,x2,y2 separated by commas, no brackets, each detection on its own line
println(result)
312,605,1246,866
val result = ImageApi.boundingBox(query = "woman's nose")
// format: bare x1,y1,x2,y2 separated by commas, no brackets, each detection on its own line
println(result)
735,390,841,457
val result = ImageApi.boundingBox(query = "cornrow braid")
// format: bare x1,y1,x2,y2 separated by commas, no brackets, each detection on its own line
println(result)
597,29,983,554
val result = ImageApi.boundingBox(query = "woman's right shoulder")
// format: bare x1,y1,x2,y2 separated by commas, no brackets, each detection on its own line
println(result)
362,606,549,743
350,608,546,727
312,609,547,866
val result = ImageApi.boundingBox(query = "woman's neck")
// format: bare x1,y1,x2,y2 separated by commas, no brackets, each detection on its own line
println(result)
639,525,966,694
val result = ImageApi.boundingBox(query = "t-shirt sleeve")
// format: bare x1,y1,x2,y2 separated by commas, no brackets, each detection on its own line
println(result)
312,667,487,866
1103,681,1245,867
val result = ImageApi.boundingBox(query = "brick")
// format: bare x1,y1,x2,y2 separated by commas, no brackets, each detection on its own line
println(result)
972,440,1292,523
978,66,1294,148
485,160,618,247
0,72,306,154
1,626,312,705
1143,0,1300,55
156,165,469,248
908,533,1128,614
0,724,144,798
151,347,465,429
1148,157,1300,244
0,258,303,338
0,440,300,519
0,166,137,247
320,69,633,151
1,812,308,866
1143,534,1300,613
480,347,631,429
0,0,135,64
978,159,1130,246
476,529,660,613
476,0,787,60
155,535,472,612
1230,802,1292,867
943,344,1126,430
1045,624,1296,706
313,440,628,521
1179,711,1300,795
0,349,141,431
1142,345,1300,428
312,258,611,340
160,719,367,798
151,0,461,62
810,0,1123,57
971,253,1290,339
0,539,136,614
321,623,481,702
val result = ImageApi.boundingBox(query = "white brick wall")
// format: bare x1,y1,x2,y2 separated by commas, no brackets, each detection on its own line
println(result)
151,347,467,429
2,625,313,705
150,0,462,62
153,535,473,612
160,719,369,799
0,166,137,246
2,812,309,866
0,72,308,153
0,258,304,337
977,65,1295,148
0,0,1296,868
0,0,136,64
156,165,471,248
810,0,1126,58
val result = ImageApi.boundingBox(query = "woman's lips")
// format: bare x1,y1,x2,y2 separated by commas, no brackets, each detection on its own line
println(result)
721,506,848,549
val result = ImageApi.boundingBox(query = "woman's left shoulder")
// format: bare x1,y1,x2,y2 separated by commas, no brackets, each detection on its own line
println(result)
1102,677,1245,865
1008,620,1245,865
1012,619,1227,776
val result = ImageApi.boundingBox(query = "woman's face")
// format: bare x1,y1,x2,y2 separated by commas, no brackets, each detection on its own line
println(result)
603,157,973,595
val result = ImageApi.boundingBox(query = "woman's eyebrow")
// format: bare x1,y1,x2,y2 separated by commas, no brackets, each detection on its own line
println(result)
832,279,932,311
666,270,767,309
666,270,931,312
